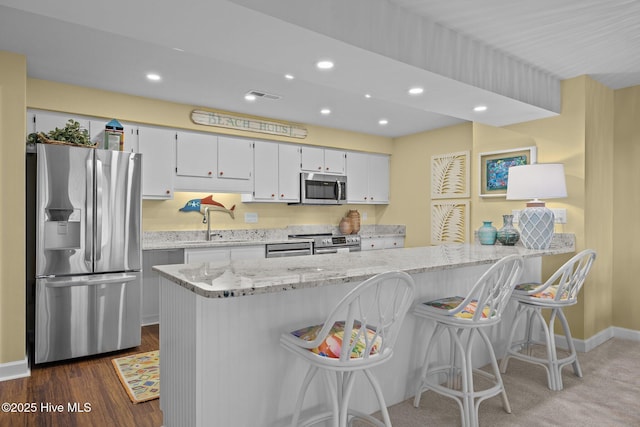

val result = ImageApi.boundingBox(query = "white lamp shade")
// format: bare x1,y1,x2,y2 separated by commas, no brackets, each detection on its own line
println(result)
506,163,567,200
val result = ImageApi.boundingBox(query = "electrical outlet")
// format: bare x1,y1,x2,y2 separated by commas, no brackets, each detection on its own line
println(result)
551,208,567,224
244,212,258,223
511,210,521,223
362,212,368,221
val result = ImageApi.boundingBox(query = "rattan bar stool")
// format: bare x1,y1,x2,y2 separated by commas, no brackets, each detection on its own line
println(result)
500,249,596,391
280,271,415,427
412,255,524,427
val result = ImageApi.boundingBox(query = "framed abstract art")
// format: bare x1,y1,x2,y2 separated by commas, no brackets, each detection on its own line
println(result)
478,147,537,197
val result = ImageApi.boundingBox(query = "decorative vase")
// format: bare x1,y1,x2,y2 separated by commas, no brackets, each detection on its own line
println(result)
347,209,361,234
496,214,520,246
478,221,497,245
339,217,353,235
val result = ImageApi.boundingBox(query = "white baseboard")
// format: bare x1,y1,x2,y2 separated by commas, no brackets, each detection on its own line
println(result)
0,357,30,382
556,326,640,353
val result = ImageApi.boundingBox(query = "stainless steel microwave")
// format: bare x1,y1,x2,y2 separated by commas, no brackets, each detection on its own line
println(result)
296,172,347,205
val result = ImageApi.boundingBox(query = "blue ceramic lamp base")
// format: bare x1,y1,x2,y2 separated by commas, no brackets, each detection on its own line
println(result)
519,206,555,249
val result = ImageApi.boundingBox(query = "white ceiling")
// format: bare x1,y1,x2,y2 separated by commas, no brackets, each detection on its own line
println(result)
0,0,638,138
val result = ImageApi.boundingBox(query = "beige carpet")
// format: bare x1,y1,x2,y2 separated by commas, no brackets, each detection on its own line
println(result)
357,338,640,426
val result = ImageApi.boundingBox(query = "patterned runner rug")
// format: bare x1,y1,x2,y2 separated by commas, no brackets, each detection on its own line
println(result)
112,350,160,403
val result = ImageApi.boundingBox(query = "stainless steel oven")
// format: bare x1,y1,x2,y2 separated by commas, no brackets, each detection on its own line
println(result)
288,233,361,254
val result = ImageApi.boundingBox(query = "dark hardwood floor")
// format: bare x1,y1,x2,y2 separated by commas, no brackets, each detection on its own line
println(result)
0,325,163,427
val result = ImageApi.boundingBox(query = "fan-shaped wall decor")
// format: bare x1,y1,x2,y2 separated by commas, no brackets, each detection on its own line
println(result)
431,200,469,244
431,151,470,199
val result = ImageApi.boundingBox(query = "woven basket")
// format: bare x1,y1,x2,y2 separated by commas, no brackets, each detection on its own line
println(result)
37,133,97,148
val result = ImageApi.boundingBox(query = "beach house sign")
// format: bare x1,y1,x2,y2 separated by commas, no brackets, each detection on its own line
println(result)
191,110,307,139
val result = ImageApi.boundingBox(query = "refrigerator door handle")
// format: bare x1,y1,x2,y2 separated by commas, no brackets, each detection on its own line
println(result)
44,274,138,288
85,157,94,263
95,158,103,261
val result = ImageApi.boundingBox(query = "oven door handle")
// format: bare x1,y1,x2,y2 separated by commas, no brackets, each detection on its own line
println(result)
314,247,338,254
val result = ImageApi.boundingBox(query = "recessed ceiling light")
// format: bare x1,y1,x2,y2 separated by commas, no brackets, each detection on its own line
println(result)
284,74,295,80
408,87,424,95
320,108,331,115
474,105,488,112
146,73,161,82
378,119,388,125
364,93,372,99
244,94,257,102
316,60,334,70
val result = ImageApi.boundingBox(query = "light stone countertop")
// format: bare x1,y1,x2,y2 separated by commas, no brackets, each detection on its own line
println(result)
153,234,575,299
142,224,406,250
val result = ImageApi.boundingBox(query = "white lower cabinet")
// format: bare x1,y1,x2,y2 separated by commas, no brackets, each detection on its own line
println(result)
183,245,265,263
142,249,184,325
360,236,405,251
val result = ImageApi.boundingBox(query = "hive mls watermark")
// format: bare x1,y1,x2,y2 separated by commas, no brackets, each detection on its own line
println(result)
2,402,92,413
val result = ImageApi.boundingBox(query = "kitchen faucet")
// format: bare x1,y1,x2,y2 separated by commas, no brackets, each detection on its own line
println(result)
203,206,212,241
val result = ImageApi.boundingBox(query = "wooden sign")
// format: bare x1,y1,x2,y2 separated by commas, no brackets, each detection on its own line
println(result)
191,110,307,139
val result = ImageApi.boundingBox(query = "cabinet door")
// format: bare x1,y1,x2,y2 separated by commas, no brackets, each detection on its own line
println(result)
34,111,91,137
138,126,175,199
368,154,390,204
253,141,279,201
176,131,217,178
230,246,265,260
88,120,137,152
384,236,405,249
361,237,386,251
324,149,346,174
278,144,301,202
346,151,369,203
218,136,252,180
184,247,230,264
300,146,324,172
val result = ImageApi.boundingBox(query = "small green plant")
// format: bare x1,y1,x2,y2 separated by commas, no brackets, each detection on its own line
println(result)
28,119,93,146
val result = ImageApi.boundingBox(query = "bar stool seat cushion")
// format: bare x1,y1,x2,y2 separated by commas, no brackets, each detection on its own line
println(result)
514,282,568,300
422,296,493,319
290,321,382,359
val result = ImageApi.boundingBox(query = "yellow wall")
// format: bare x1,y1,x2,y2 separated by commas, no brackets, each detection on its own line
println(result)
2,50,639,367
0,51,27,363
27,79,394,232
380,123,472,247
613,85,640,331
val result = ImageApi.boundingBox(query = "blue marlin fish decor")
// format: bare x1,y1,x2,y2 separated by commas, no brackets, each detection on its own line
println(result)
179,195,236,219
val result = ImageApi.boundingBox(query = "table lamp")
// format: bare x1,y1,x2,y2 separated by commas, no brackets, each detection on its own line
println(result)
506,163,567,249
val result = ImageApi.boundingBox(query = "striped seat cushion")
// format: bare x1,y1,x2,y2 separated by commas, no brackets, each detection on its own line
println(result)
291,321,381,359
423,296,493,319
515,283,568,300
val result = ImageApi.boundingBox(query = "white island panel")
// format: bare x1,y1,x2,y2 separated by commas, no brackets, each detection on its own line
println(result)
155,240,573,427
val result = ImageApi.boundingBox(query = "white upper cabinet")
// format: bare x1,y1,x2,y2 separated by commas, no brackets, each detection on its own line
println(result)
346,152,390,204
324,149,347,174
137,125,176,199
245,141,300,203
300,146,346,175
278,144,302,201
300,146,324,172
367,154,390,203
33,111,91,137
251,140,278,201
175,131,217,178
217,136,253,181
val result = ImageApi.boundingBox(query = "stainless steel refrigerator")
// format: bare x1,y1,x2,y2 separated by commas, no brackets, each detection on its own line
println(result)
27,143,142,364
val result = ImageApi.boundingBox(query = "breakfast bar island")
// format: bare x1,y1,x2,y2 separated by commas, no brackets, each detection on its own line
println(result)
153,237,574,427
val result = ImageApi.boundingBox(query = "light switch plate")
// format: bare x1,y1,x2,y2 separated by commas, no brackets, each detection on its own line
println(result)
244,212,258,223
